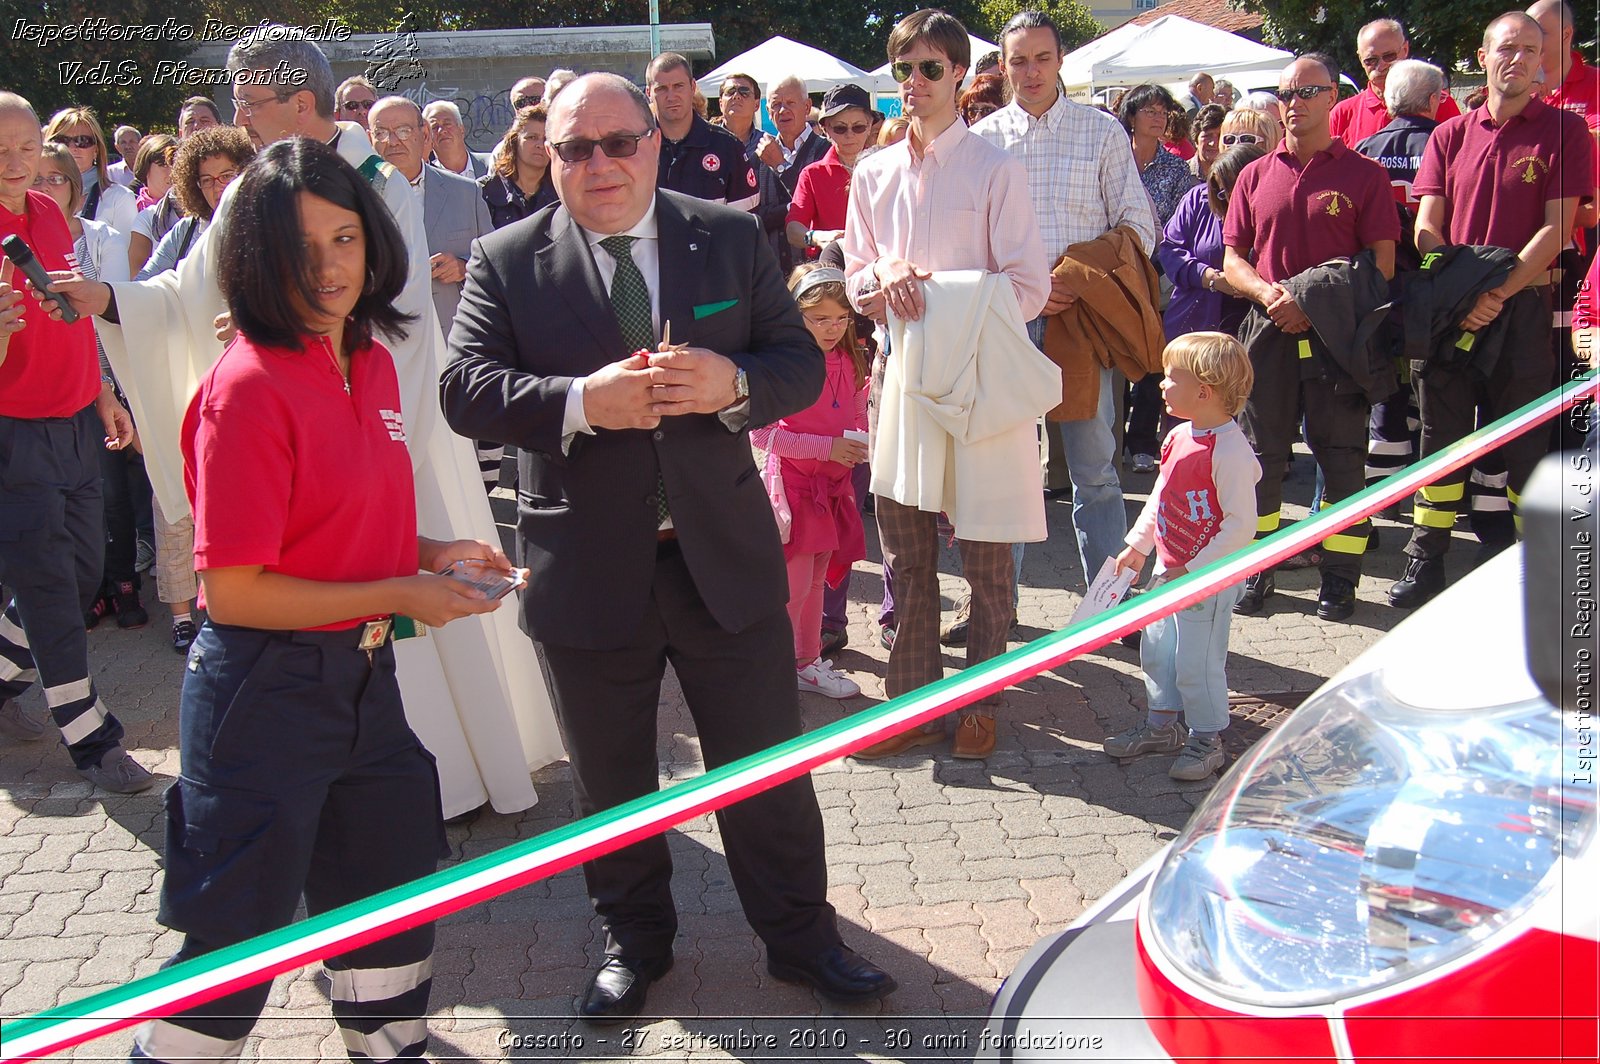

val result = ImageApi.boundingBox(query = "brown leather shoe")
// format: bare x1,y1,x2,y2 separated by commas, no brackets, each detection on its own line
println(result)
951,713,995,759
851,723,944,760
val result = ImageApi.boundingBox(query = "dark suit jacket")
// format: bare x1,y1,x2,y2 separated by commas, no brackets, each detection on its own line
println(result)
440,190,823,651
777,129,830,199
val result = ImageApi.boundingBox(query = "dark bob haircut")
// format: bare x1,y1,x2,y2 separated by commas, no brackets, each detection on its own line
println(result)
1117,84,1180,134
217,137,414,352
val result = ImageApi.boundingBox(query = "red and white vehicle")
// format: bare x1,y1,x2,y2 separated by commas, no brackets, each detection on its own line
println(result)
979,454,1598,1063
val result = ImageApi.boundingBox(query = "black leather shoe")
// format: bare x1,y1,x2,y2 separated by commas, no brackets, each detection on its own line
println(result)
1317,573,1357,621
1388,556,1445,609
1233,570,1275,615
579,955,672,1022
768,944,896,1003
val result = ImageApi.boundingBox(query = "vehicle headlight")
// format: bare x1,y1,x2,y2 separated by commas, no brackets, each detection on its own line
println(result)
1146,670,1594,1007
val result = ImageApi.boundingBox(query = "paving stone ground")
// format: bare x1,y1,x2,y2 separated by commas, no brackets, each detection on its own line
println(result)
0,453,1448,1062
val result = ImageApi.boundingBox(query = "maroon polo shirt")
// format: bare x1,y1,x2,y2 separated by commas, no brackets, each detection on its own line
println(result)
1223,138,1400,284
1330,85,1462,144
1412,97,1595,251
786,146,853,232
0,190,101,419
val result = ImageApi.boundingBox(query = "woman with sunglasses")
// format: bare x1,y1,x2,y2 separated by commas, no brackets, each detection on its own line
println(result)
42,107,138,237
127,135,180,275
1218,106,1283,153
1157,143,1266,342
787,84,878,257
480,103,558,229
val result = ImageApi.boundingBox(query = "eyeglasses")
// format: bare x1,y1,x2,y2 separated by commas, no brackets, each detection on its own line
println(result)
371,125,418,143
197,169,240,192
826,121,871,136
802,313,850,328
890,59,947,83
31,172,70,187
549,129,654,164
51,134,97,150
1137,105,1169,118
341,99,375,113
720,85,755,99
1273,85,1335,102
232,92,290,116
1220,133,1262,146
1360,50,1402,71
513,94,542,109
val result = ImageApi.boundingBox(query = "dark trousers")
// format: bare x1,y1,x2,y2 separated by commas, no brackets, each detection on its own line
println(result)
875,497,1011,708
1406,286,1555,560
99,443,149,590
1125,372,1165,457
1236,314,1372,583
535,541,839,964
0,406,123,770
135,624,443,1063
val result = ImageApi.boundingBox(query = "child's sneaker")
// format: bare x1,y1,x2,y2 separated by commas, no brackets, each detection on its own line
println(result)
1169,734,1226,780
797,659,860,699
1102,719,1185,759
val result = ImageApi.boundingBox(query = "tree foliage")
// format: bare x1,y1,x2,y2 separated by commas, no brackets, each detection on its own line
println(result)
1235,0,1513,87
966,0,1103,53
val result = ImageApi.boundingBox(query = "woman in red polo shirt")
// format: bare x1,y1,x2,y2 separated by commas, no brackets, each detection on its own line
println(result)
130,138,514,1064
786,84,878,259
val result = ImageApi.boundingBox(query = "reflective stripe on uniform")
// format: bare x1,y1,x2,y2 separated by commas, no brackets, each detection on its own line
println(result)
44,676,91,707
1414,507,1459,529
327,957,433,1003
58,697,108,745
1419,482,1465,503
0,611,29,647
1322,531,1369,556
1367,439,1412,456
1256,512,1281,534
133,1018,248,1062
1506,485,1521,506
0,657,38,684
1469,468,1509,490
339,1016,428,1061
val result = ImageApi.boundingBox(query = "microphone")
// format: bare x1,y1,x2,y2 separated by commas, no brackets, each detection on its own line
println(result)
1,234,80,324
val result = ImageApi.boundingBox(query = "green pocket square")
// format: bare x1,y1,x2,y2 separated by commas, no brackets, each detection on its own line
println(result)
693,299,739,320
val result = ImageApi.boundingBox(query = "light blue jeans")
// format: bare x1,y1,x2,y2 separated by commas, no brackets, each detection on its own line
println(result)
1139,582,1244,734
1013,318,1129,598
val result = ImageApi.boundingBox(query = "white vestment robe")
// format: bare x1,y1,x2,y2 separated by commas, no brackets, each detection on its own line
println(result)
96,122,564,817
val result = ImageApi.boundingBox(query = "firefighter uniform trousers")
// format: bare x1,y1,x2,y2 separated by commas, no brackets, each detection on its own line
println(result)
132,623,445,1063
1405,286,1555,561
1237,313,1372,581
0,406,127,769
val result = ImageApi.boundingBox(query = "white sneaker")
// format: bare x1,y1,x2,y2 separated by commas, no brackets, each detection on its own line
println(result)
797,659,860,699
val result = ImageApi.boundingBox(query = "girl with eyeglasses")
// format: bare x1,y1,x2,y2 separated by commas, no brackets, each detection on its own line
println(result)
42,107,138,238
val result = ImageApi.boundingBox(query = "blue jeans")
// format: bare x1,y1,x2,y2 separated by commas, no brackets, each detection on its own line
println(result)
1139,583,1244,734
1014,318,1128,593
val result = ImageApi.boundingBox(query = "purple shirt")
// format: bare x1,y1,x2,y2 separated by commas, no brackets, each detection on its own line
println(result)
1156,183,1230,339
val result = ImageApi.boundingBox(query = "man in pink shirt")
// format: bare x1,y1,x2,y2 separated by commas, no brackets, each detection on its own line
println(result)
843,8,1048,761
1329,18,1462,144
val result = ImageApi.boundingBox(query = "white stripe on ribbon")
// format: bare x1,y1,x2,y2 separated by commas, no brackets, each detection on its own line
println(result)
2,373,1593,1064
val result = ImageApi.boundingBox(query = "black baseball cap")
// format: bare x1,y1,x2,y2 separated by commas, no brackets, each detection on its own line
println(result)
819,83,881,121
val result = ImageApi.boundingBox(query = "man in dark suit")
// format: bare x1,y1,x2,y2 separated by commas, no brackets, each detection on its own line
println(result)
440,72,894,1022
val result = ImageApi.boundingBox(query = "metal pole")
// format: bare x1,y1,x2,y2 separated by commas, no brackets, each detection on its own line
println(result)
649,0,661,57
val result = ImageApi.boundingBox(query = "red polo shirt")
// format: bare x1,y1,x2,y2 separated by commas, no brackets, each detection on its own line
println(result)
1223,138,1400,284
1542,51,1600,123
1330,85,1462,144
1413,97,1595,250
183,331,418,630
786,146,854,232
0,190,100,419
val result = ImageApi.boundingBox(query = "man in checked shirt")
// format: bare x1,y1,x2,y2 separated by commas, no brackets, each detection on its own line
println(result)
972,10,1159,614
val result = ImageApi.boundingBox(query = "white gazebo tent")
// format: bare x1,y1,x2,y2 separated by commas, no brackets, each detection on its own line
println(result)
1060,16,1295,101
696,34,879,97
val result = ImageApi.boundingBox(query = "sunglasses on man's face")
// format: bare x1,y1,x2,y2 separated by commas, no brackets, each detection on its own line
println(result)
51,134,97,150
1220,133,1262,146
721,85,755,99
1273,85,1335,102
513,95,542,110
891,59,947,83
827,121,871,136
1360,50,1401,71
342,99,374,113
549,129,654,164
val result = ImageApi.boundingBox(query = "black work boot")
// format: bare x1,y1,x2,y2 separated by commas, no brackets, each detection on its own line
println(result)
1316,573,1357,621
1233,570,1275,615
1387,556,1446,609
